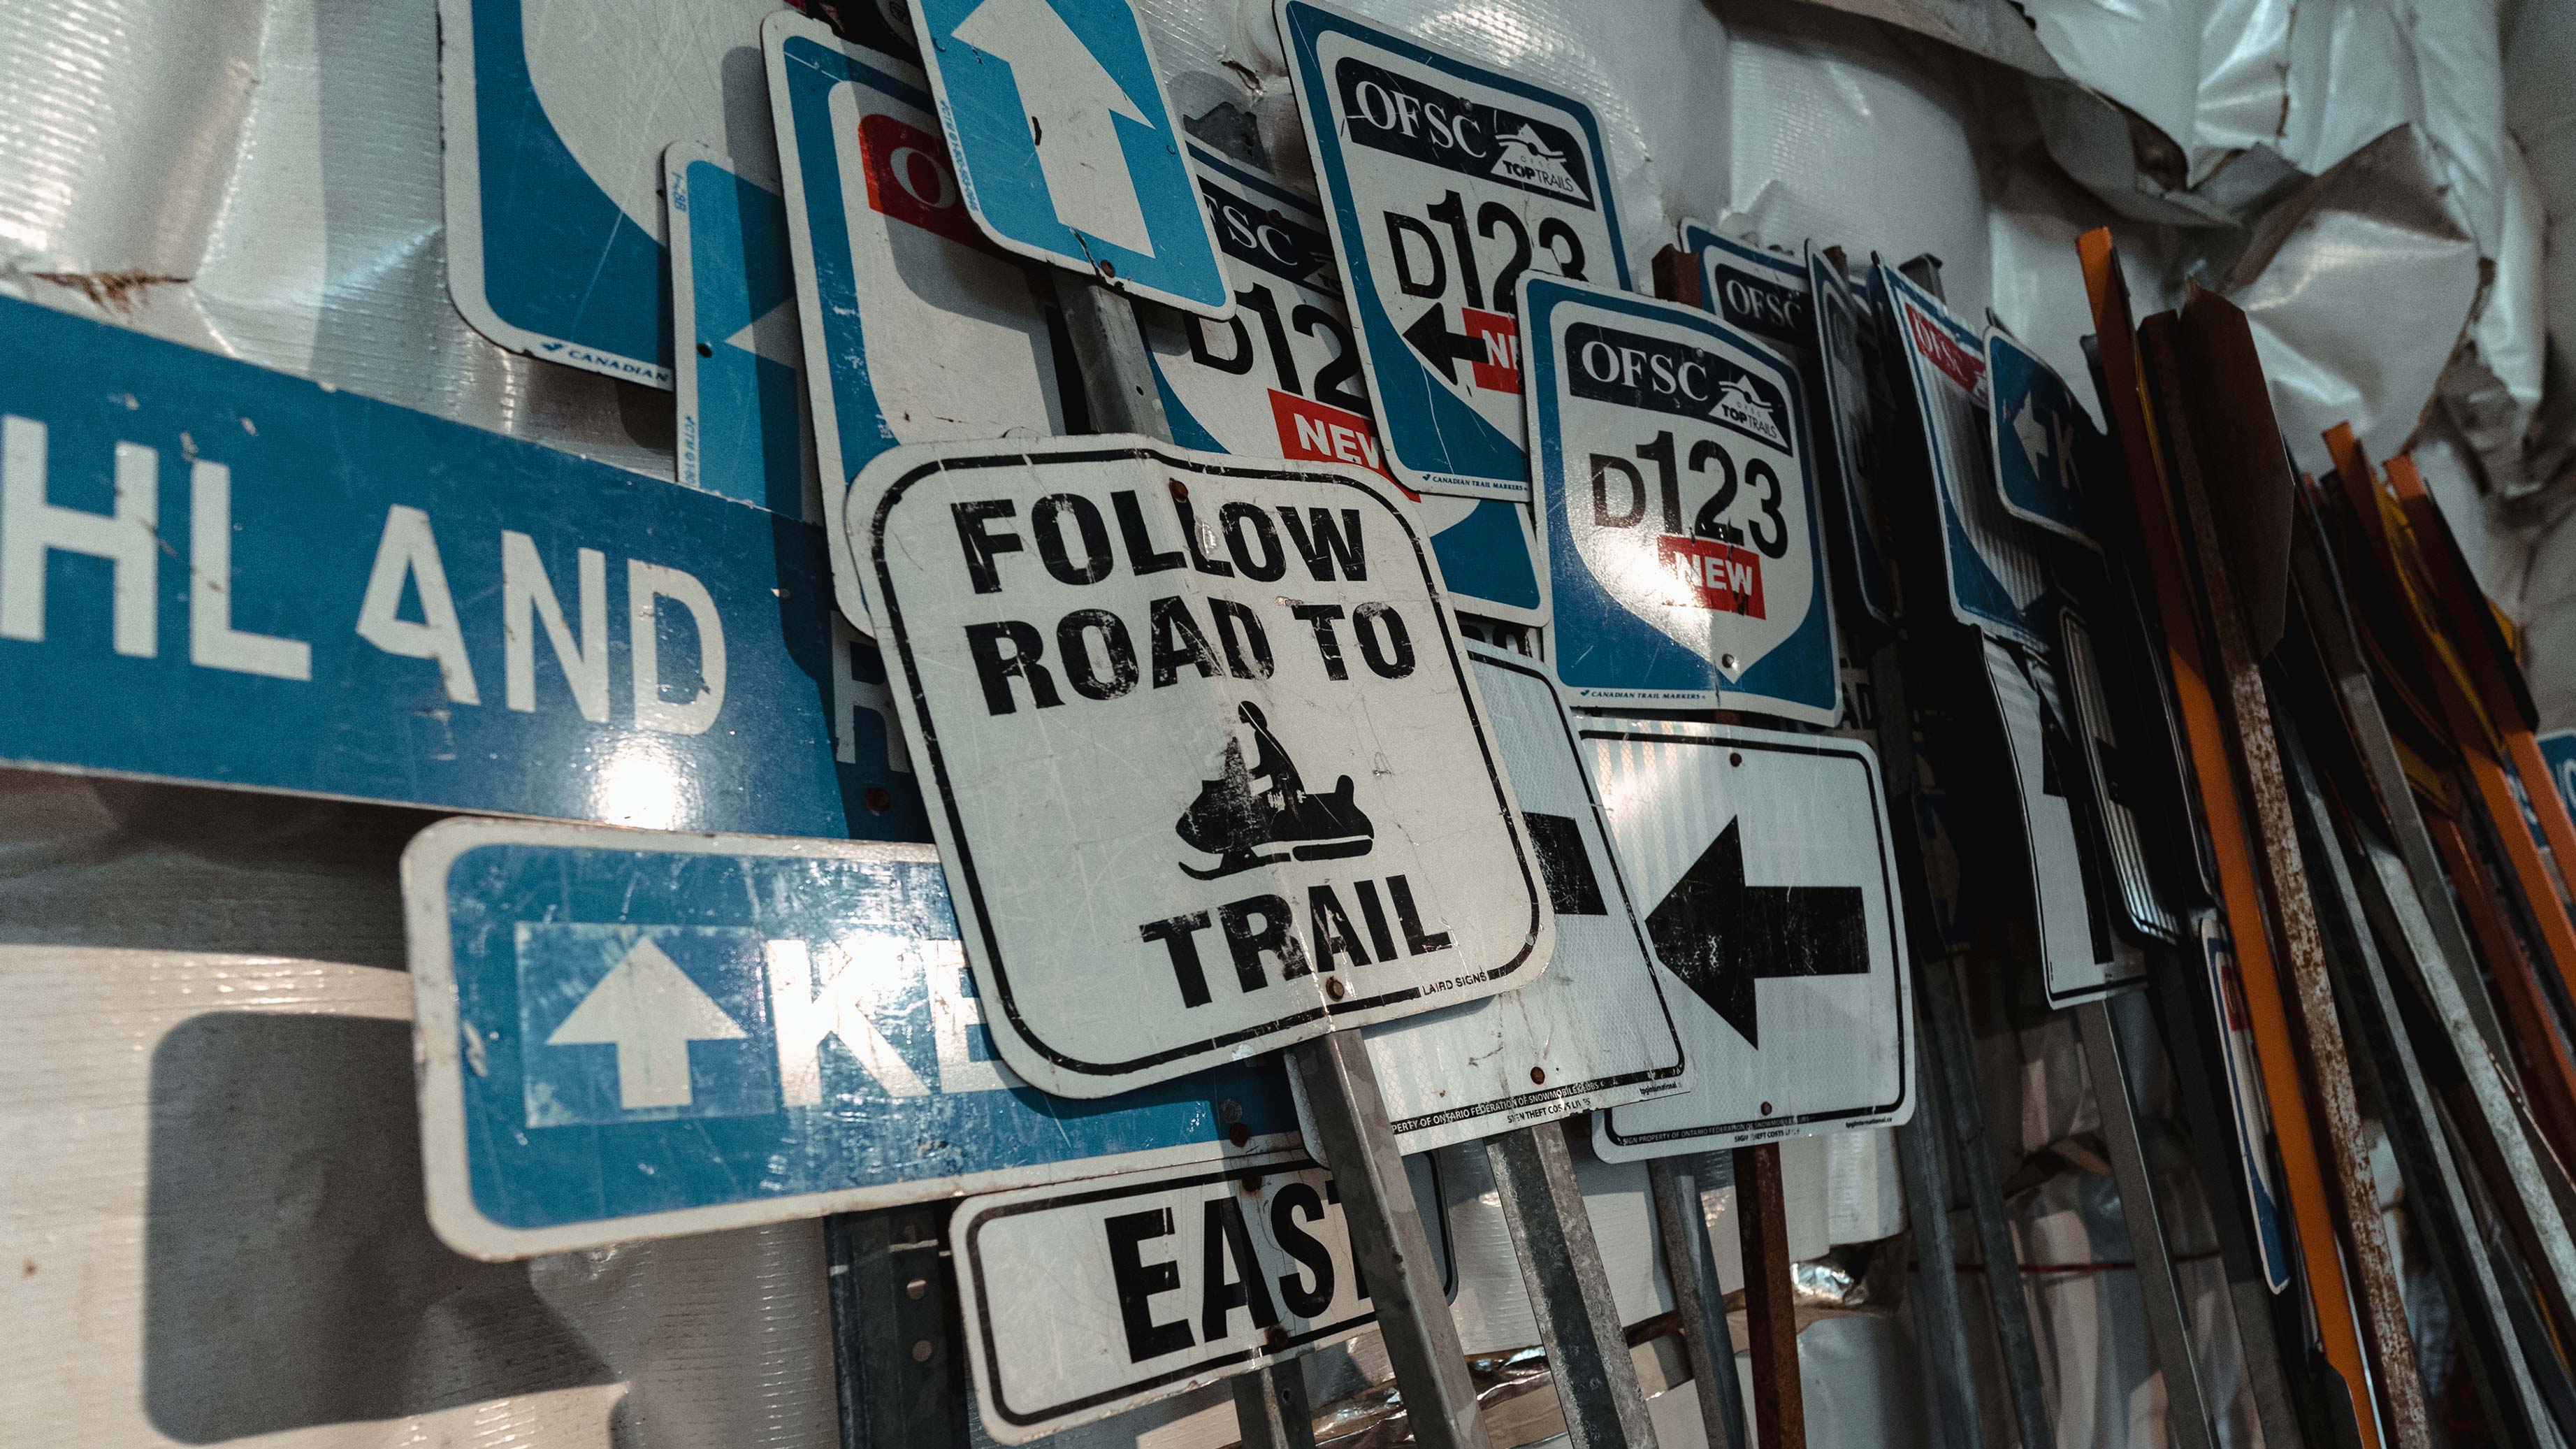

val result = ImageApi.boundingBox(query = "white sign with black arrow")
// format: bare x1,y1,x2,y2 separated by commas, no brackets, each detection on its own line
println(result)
1582,717,1913,1157
840,435,1554,1097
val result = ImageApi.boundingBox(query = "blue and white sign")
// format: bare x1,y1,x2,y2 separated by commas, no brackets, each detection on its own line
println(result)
1282,0,1631,500
406,821,1298,1258
1881,263,2047,649
1681,224,1811,363
1988,329,2101,548
1133,145,1544,626
667,145,819,519
767,12,1068,630
907,0,1232,317
0,293,922,841
1809,246,1899,626
1524,275,1837,723
2541,730,2576,824
439,0,782,387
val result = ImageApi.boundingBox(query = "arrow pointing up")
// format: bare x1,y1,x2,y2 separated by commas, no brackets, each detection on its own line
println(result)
547,936,748,1110
1645,819,1868,1049
953,0,1157,257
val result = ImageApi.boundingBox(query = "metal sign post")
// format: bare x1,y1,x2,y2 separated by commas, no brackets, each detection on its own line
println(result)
1732,1144,1804,1449
1052,271,1497,1449
1486,1123,1660,1449
1649,1156,1751,1449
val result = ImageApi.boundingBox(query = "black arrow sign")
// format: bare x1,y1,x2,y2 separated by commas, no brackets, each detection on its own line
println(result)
1403,303,1489,384
1645,819,1869,1048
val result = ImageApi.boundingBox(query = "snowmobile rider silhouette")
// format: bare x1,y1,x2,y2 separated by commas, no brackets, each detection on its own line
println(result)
1176,701,1375,881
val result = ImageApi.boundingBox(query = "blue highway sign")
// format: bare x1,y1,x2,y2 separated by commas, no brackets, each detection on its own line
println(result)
0,293,920,840
909,0,1233,317
405,821,1299,1257
1986,329,2102,548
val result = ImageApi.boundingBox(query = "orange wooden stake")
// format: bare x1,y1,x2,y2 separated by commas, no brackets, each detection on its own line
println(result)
2078,231,2387,1449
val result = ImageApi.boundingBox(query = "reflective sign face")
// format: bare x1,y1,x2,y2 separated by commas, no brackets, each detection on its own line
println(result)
841,437,1553,1097
1981,636,2141,1006
906,0,1233,317
1526,275,1837,721
1280,0,1630,500
667,145,818,519
1987,330,2102,548
405,823,1296,1259
1584,719,1911,1156
1808,246,1899,626
768,13,1067,630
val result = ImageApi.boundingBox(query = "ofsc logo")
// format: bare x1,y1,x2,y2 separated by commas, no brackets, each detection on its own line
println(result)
859,113,987,251
1332,58,1594,208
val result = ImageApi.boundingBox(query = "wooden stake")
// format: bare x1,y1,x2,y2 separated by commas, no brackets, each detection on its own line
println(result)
1732,1144,1805,1449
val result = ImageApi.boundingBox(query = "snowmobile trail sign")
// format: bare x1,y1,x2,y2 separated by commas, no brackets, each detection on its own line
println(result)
840,436,1554,1097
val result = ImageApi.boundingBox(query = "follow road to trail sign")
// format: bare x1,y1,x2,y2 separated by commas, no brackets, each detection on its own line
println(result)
840,435,1554,1097
957,1148,1402,1440
769,12,1069,633
0,293,924,842
405,820,1298,1260
1524,274,1839,723
1136,144,1546,626
908,0,1233,318
1291,648,1688,1158
440,0,782,387
1282,0,1632,500
1584,718,1911,1158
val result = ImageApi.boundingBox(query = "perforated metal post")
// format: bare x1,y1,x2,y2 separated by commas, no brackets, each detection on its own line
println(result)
1487,1122,1659,1449
828,1207,969,1449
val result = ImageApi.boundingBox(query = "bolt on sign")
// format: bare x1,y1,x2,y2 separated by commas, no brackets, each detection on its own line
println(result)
1279,0,1631,501
838,436,1555,1097
1524,274,1839,722
404,823,1296,1258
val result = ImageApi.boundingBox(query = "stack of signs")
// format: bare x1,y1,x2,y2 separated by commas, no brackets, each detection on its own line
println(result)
836,435,1555,1096
767,12,1069,628
441,0,786,386
403,823,1298,1257
1507,240,1910,1154
1880,263,2150,1004
1281,0,1630,635
1138,147,1545,626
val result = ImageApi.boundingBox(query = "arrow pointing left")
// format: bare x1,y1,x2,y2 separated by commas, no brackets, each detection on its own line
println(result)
1644,819,1868,1048
547,936,748,1109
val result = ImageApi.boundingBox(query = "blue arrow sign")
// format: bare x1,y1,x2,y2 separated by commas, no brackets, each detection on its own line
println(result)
407,821,1298,1257
0,292,919,840
910,0,1232,317
1986,329,2103,548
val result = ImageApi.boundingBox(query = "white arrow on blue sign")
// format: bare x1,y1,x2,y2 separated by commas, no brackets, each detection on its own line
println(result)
405,819,1298,1260
909,0,1233,318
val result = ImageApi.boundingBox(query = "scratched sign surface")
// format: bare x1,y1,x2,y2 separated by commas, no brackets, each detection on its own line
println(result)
405,819,1298,1259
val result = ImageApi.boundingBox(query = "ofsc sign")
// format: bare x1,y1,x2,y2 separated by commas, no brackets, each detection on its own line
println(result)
840,438,1554,1096
1526,276,1837,722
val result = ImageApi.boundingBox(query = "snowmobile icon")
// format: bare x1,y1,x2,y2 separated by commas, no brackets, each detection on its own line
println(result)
1176,701,1375,881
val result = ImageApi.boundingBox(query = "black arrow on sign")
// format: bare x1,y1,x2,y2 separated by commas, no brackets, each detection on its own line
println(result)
1645,819,1869,1049
1403,304,1489,384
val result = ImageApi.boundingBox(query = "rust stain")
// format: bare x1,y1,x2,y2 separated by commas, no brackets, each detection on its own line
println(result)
29,270,189,315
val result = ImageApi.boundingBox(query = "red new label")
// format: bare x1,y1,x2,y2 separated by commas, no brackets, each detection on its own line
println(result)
858,113,987,250
1903,304,1983,393
1658,535,1767,617
1271,390,1393,481
1465,307,1520,394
